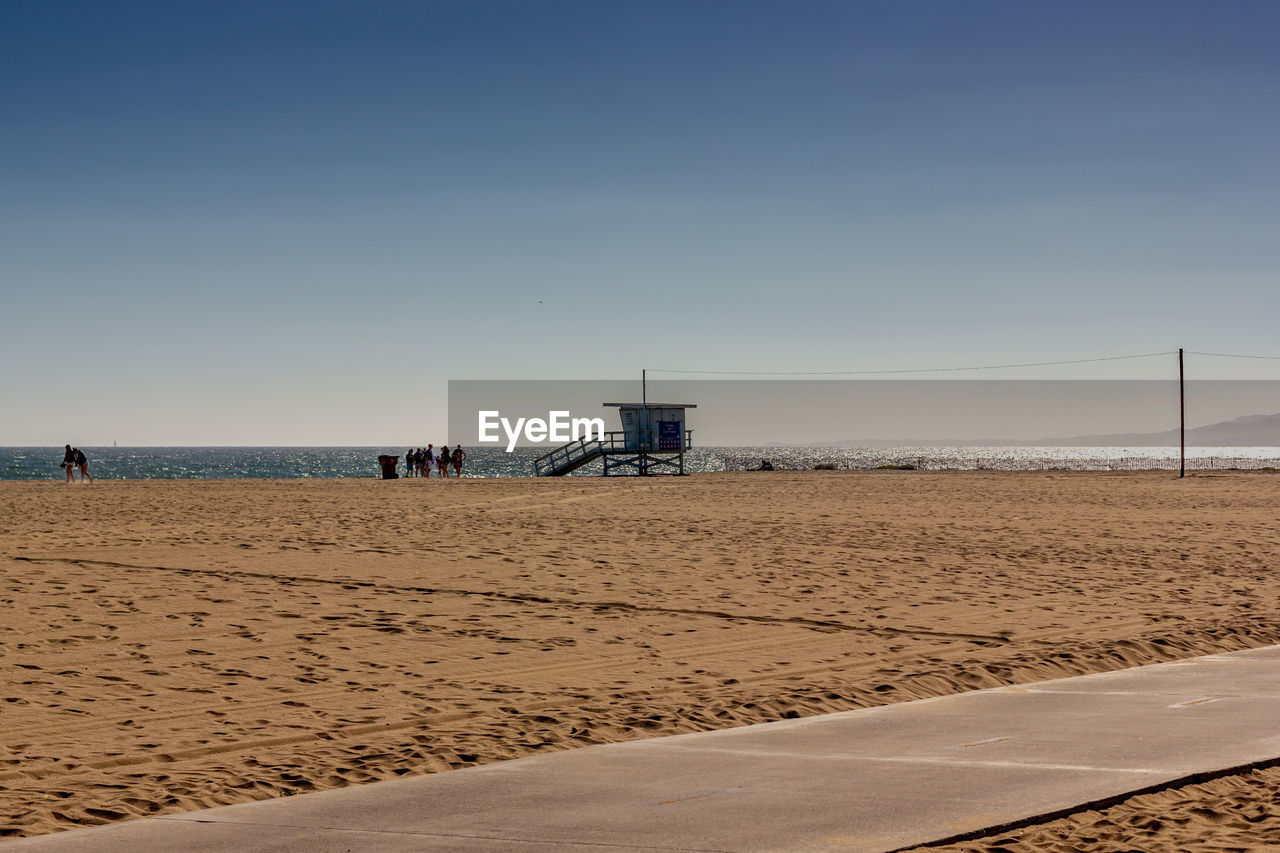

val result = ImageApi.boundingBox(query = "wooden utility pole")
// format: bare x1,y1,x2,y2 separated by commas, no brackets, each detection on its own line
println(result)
1179,348,1185,479
642,369,648,471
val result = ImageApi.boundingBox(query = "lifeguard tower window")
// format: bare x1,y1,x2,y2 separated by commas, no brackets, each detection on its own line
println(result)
532,403,696,476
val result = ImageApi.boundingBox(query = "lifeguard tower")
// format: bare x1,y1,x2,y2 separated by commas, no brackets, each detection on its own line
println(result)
532,402,695,476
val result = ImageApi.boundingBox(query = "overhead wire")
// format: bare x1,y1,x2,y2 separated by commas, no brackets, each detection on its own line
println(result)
1186,351,1280,361
646,351,1178,376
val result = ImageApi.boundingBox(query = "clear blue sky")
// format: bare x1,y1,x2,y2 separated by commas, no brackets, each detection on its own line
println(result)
3,1,1278,444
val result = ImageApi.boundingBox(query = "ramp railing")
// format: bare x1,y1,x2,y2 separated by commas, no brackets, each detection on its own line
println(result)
532,435,604,476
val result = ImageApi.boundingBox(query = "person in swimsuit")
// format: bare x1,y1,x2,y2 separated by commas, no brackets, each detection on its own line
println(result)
452,445,465,477
63,445,76,482
424,444,434,477
437,443,449,477
406,450,415,478
75,448,92,483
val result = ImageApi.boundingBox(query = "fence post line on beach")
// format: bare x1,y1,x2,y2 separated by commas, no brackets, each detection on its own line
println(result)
1179,348,1185,479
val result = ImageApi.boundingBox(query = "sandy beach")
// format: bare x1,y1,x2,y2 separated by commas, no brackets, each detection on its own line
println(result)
2,471,1279,848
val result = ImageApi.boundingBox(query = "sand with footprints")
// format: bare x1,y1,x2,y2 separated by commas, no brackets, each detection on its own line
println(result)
3,472,1280,848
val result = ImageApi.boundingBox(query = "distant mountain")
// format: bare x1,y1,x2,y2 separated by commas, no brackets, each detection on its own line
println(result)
825,412,1280,447
1045,412,1280,447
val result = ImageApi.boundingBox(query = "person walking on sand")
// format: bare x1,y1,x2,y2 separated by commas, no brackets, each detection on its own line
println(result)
437,443,450,478
424,444,435,478
406,449,415,478
452,444,465,478
63,445,76,482
75,447,92,483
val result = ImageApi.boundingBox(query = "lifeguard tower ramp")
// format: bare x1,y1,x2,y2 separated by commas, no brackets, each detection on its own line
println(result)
533,403,695,476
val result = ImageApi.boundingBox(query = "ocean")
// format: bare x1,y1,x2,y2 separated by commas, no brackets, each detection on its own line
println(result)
3,446,1279,480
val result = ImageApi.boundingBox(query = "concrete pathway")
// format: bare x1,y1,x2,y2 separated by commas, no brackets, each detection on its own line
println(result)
8,645,1280,852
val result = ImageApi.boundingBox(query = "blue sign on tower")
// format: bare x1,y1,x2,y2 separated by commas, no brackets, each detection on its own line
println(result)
658,420,681,450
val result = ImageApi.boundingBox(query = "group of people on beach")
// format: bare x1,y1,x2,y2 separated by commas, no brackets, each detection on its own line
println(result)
61,445,92,483
406,444,465,478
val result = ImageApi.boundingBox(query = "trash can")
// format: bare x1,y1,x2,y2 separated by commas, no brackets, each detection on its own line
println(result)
377,455,400,479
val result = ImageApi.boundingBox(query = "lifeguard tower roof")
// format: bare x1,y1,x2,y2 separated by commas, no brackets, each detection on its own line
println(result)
603,403,697,408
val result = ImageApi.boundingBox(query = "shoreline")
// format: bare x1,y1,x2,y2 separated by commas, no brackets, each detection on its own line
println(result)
6,465,1280,485
6,445,1280,482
